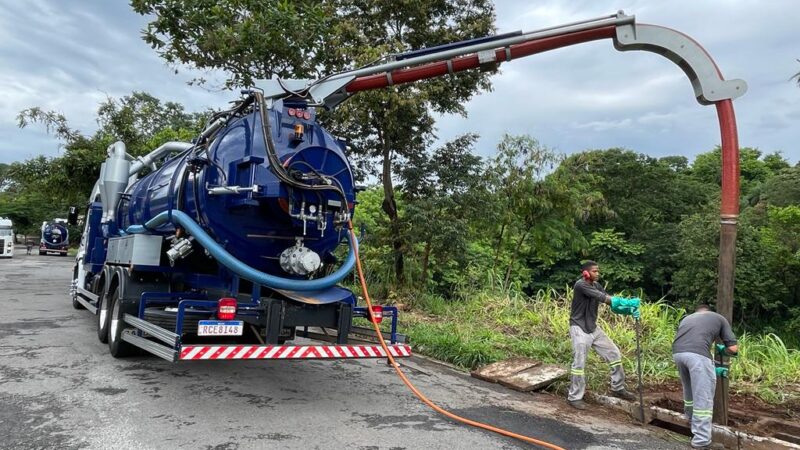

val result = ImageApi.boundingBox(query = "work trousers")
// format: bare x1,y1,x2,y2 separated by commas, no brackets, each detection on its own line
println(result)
567,325,625,402
674,352,716,448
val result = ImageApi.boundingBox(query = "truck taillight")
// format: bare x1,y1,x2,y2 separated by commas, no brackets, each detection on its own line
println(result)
217,298,237,320
368,305,383,324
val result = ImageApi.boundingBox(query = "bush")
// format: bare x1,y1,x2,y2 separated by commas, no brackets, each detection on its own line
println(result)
399,285,800,405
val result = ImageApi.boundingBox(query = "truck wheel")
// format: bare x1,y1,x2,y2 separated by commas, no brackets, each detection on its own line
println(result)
71,265,84,310
108,285,137,358
96,282,109,343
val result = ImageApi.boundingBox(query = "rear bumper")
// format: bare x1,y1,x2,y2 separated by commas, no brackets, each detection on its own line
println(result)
180,343,412,361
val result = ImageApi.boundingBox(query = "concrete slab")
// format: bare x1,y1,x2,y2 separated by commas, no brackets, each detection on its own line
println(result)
471,358,567,392
471,357,540,383
497,364,569,392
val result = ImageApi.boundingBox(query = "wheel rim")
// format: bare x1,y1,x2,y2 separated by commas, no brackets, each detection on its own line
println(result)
99,305,108,330
72,266,79,302
110,295,119,343
98,286,108,330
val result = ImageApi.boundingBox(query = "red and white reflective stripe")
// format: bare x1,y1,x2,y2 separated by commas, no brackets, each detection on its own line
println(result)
180,344,412,361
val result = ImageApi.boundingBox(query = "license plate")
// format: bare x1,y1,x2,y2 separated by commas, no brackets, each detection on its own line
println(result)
197,320,244,336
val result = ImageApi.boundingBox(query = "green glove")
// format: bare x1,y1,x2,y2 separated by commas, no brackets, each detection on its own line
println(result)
715,366,729,378
715,343,738,357
611,296,641,318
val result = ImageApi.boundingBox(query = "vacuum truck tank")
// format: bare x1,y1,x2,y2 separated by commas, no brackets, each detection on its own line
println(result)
40,220,69,256
70,89,408,362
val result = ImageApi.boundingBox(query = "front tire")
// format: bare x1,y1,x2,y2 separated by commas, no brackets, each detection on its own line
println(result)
71,265,84,310
108,285,137,358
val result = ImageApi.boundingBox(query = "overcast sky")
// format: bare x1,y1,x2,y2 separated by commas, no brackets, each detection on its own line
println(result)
1,0,798,165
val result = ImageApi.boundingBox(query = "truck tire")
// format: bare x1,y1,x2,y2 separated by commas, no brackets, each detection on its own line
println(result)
71,265,84,310
96,282,109,343
108,285,137,358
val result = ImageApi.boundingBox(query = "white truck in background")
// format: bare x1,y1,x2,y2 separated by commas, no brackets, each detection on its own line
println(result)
0,217,14,258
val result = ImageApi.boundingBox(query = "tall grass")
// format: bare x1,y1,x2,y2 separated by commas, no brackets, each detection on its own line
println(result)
395,284,800,404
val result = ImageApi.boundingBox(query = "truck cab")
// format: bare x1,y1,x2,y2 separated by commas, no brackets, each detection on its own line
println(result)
0,217,14,258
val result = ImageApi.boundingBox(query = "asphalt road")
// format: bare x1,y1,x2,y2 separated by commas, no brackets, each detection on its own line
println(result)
0,249,687,449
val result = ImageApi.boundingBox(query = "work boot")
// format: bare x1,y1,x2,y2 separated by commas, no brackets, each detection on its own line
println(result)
692,443,725,450
610,389,637,401
567,399,587,410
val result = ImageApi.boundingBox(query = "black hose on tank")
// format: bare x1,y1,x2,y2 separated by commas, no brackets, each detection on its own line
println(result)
253,91,349,207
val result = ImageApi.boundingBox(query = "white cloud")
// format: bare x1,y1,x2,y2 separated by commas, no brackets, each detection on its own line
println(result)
0,0,798,165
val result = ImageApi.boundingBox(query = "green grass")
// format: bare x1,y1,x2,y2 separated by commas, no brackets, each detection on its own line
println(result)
385,285,800,405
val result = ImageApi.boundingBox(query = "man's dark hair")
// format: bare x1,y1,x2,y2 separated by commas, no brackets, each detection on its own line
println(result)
581,260,598,271
695,303,711,312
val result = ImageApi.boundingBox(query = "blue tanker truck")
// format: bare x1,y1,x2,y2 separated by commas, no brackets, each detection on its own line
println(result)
70,89,409,362
40,220,69,256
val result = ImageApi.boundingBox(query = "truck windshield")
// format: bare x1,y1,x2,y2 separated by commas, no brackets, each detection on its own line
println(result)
0,229,12,236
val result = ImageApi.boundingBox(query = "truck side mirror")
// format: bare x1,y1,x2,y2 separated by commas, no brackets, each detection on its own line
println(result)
68,206,78,225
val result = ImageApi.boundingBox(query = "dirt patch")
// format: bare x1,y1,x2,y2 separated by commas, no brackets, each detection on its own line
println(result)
645,382,800,442
646,380,800,420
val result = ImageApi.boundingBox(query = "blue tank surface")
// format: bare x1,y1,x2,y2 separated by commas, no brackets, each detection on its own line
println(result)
42,222,68,249
117,99,356,275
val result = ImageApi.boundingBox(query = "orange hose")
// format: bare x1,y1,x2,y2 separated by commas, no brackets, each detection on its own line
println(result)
347,222,566,450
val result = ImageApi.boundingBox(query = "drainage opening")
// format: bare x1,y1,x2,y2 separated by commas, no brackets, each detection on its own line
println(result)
650,418,692,437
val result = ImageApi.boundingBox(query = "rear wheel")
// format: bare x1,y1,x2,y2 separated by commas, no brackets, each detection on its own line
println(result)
108,285,137,358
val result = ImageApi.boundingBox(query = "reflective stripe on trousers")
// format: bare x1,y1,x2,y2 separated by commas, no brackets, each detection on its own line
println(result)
674,351,716,448
568,325,625,402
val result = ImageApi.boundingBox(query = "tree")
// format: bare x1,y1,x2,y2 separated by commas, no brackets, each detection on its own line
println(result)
554,149,713,298
131,0,334,86
13,93,204,235
0,163,13,192
482,135,589,290
400,134,483,289
760,166,800,207
133,0,497,283
690,147,780,198
672,208,788,326
588,229,644,291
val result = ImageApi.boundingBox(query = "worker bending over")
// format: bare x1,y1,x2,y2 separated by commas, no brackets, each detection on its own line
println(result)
672,304,738,450
567,260,640,410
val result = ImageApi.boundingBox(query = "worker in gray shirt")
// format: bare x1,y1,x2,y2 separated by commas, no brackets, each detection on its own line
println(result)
567,260,641,410
672,304,738,450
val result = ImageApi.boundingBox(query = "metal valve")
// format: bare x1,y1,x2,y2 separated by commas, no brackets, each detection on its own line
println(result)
280,239,322,276
166,236,195,265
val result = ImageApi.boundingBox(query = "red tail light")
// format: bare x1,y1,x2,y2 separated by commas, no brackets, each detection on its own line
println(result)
368,305,383,324
217,298,237,320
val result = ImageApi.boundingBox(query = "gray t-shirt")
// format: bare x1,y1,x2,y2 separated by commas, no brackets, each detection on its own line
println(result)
570,279,608,334
672,311,738,359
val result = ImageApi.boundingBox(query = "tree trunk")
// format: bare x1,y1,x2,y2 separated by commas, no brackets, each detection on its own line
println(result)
492,219,507,269
380,136,404,283
504,229,529,289
420,240,432,283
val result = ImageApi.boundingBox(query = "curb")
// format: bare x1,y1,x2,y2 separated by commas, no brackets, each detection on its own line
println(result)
591,394,800,450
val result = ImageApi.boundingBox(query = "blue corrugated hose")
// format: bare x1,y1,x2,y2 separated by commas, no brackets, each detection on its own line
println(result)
126,210,356,291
